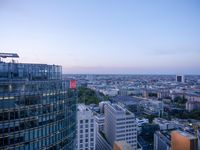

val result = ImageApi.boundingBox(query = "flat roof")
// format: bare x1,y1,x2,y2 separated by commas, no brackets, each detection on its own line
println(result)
112,104,123,111
77,104,89,112
173,130,197,140
115,141,133,150
0,53,19,58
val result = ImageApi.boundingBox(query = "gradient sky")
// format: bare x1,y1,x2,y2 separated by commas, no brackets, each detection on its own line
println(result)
0,0,200,74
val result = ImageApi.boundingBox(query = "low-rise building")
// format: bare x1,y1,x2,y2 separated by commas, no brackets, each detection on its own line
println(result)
153,118,175,130
141,99,163,116
185,94,200,112
136,118,149,127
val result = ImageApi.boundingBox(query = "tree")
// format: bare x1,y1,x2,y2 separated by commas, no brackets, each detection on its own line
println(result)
77,87,100,104
141,123,160,142
174,96,187,104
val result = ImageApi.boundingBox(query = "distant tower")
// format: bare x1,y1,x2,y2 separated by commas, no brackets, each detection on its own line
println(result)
176,75,185,83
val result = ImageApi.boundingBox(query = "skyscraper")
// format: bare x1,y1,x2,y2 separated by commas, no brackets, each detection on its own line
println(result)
104,103,137,149
0,53,76,149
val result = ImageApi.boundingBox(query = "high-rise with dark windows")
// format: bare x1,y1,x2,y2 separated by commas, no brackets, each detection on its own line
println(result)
0,53,76,150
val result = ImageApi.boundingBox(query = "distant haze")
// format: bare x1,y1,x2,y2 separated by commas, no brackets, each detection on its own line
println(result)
0,0,200,74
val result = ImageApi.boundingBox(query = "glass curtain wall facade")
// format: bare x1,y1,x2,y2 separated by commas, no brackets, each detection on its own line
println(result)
0,62,76,150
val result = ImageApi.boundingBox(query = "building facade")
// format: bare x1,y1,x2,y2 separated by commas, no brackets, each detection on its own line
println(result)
153,118,175,130
185,94,200,112
171,130,198,150
154,131,171,150
198,129,200,150
95,114,105,132
77,104,96,150
141,100,163,117
96,132,112,150
104,103,137,149
0,56,76,149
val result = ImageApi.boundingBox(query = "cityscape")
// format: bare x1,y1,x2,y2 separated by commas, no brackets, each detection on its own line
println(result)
1,1,200,150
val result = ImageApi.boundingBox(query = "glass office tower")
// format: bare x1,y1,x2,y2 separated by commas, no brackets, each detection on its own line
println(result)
0,58,76,149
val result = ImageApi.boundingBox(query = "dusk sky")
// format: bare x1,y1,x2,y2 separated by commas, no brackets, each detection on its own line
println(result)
0,0,200,74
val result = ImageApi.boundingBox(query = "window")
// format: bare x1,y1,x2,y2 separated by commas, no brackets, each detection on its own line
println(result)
3,112,9,121
80,139,83,143
85,143,88,147
0,113,3,121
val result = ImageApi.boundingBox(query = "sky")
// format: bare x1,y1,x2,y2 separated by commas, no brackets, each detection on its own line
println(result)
0,0,200,74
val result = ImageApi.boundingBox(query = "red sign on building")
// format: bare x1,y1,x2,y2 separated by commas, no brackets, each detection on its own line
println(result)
70,80,76,89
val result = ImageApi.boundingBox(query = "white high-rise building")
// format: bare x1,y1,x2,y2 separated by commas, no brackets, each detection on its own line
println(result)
104,103,137,149
77,104,96,150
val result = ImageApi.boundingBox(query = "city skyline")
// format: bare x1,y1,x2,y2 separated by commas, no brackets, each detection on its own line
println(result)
1,0,200,74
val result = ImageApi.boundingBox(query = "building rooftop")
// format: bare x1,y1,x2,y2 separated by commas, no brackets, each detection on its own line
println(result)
157,130,172,141
114,141,133,150
154,118,174,124
96,114,105,119
173,130,197,140
112,96,142,105
0,53,19,58
109,103,133,116
112,104,123,111
77,104,90,112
